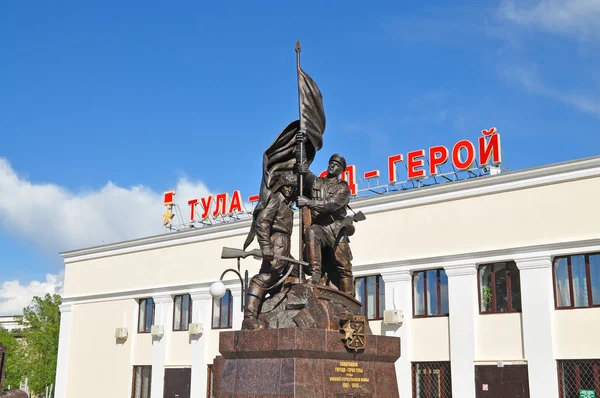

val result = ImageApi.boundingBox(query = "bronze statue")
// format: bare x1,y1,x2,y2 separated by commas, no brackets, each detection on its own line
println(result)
228,42,364,332
297,153,356,296
241,172,298,330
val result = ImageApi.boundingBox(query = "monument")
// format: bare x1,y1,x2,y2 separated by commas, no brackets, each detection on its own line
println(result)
210,42,401,397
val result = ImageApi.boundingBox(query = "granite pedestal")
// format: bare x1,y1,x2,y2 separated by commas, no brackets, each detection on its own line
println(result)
211,328,401,397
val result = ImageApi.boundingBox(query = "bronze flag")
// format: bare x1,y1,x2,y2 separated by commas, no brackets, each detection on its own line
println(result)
243,65,326,250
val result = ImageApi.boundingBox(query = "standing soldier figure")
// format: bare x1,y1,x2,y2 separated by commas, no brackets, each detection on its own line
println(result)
242,173,298,330
297,153,356,297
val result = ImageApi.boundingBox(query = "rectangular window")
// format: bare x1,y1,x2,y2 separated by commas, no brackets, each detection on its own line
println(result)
173,294,192,331
558,359,600,398
413,269,449,317
131,365,151,398
212,290,233,329
137,298,154,333
355,275,385,320
412,361,452,398
554,253,600,309
478,261,521,313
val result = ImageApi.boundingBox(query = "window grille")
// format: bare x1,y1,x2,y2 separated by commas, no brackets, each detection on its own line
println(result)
412,361,452,398
131,365,151,398
558,359,600,398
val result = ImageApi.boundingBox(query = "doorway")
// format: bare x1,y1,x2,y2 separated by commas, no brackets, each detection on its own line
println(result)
163,368,191,398
475,365,530,398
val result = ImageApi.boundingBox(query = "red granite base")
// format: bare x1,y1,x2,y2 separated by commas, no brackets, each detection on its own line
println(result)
212,329,400,398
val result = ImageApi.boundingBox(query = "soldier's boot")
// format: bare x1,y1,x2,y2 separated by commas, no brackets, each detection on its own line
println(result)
339,276,355,297
307,241,322,285
241,285,265,330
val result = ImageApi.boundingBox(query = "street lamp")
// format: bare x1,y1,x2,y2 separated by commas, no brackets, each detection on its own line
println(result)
210,260,248,312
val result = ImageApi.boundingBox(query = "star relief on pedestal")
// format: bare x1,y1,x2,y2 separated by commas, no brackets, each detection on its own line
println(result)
341,321,355,340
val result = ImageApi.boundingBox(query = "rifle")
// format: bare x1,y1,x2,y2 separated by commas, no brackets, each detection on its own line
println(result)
221,247,307,291
221,247,309,267
341,210,366,228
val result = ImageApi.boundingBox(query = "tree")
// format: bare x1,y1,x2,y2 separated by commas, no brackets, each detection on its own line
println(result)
0,327,25,390
16,293,62,394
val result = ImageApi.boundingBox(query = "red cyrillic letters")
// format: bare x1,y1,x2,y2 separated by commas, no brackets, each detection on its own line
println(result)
200,196,213,219
407,150,426,180
388,154,403,183
213,193,228,217
228,190,243,214
452,140,476,170
429,146,449,175
187,199,198,221
176,128,503,214
340,165,358,196
479,130,501,166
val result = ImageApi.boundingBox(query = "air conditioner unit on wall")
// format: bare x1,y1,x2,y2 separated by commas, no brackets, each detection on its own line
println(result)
383,310,404,325
115,327,128,339
151,325,164,337
188,323,203,336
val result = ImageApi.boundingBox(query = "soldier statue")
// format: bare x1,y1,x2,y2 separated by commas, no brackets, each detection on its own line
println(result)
242,172,298,330
297,153,356,297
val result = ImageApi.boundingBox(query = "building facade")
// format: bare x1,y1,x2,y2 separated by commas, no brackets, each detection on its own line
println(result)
56,156,600,398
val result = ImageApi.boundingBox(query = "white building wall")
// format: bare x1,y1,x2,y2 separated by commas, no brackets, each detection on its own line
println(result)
554,308,600,359
411,317,450,361
64,300,135,398
55,158,600,398
476,313,524,361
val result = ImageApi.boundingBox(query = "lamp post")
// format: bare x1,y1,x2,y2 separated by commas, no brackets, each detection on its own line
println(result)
210,259,249,312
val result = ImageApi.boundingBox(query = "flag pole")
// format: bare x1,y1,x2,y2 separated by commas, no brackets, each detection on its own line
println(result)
295,40,305,282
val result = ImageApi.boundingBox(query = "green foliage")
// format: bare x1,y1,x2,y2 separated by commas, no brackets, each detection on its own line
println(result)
0,327,25,390
15,293,62,394
482,286,493,310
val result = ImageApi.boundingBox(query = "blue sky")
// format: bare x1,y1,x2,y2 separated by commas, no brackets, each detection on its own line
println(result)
1,0,599,314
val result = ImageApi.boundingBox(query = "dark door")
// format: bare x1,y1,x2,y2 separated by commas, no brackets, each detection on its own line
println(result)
475,365,530,398
163,368,191,398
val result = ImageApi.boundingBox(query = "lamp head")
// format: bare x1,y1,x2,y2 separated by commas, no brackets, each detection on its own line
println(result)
209,281,226,298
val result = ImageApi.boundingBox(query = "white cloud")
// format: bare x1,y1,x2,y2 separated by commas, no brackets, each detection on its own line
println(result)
0,158,217,315
0,273,63,316
502,63,600,116
0,157,214,253
499,0,600,39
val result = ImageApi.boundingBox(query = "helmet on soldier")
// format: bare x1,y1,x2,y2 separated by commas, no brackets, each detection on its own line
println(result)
329,154,347,170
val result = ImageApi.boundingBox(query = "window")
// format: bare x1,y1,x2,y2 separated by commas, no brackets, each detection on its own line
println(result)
558,360,600,398
212,290,233,329
355,275,385,320
412,362,452,398
137,298,154,333
478,261,521,313
553,253,600,309
173,294,192,331
413,269,449,317
131,365,151,398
